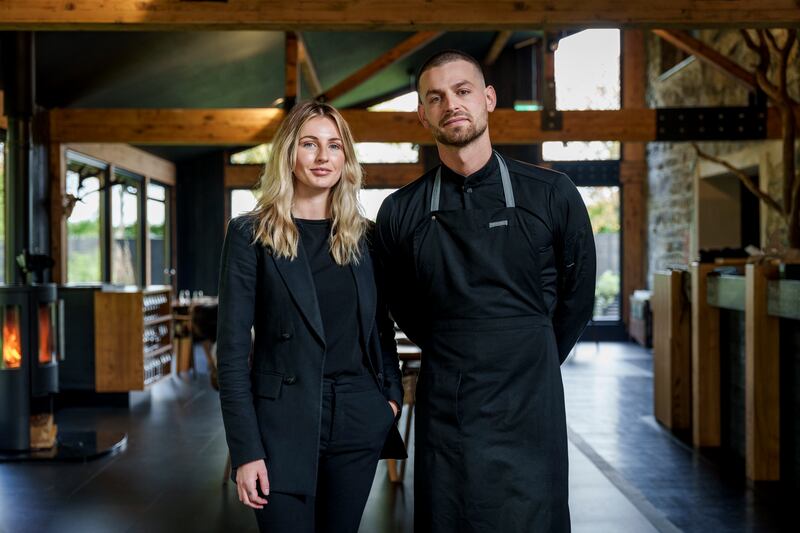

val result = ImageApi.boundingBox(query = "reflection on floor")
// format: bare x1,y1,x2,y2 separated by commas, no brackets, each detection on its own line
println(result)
0,342,794,532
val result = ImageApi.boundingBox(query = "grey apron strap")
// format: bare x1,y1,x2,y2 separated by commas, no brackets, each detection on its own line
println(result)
430,152,514,212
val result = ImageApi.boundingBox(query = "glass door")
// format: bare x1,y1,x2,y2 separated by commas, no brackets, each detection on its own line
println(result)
578,186,621,323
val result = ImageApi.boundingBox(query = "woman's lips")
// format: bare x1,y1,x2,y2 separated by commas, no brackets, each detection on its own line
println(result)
310,168,332,176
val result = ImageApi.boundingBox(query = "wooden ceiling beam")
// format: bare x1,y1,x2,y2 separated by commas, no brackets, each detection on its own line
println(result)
320,31,442,102
652,29,758,91
297,33,323,99
2,1,799,29
48,107,800,145
284,31,300,108
484,31,514,66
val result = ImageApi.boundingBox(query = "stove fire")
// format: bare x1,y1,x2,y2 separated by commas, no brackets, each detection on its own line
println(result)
38,304,55,365
2,306,22,370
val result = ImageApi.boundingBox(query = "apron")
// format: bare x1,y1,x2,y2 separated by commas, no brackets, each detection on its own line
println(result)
412,153,570,532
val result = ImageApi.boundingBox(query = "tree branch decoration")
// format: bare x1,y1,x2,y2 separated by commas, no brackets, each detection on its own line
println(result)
694,29,799,251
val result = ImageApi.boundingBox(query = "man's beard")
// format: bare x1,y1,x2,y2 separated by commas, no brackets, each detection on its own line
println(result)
432,113,488,148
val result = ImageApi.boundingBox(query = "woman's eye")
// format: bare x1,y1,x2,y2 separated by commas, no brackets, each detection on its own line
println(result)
302,141,316,149
330,144,342,151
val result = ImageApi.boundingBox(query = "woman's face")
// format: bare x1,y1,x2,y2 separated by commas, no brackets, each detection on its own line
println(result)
292,115,345,196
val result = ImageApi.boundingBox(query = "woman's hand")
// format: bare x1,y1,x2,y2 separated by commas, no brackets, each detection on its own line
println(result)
236,458,270,509
388,400,399,418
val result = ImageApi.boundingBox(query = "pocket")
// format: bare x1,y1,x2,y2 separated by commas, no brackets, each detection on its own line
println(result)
415,371,462,450
252,370,284,399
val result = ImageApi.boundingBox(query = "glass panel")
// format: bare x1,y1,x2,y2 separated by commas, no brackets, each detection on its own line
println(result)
554,29,620,111
38,303,56,365
66,158,104,283
111,179,141,285
1,305,22,370
148,182,170,285
542,141,620,161
358,189,396,221
368,91,419,112
0,141,5,284
354,143,419,164
230,144,272,165
230,189,259,219
579,186,621,321
147,182,166,201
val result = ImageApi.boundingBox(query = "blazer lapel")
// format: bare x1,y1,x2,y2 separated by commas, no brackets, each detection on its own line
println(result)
350,244,376,356
271,244,326,347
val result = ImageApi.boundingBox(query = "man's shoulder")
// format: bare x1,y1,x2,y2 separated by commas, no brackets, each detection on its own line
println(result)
503,156,572,189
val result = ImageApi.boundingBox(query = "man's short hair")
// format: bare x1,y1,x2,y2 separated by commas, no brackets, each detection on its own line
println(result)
415,49,486,95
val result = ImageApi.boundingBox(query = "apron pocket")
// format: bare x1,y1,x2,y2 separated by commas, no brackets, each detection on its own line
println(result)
416,371,462,450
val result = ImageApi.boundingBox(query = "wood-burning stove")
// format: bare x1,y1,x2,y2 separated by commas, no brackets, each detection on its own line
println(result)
0,284,62,450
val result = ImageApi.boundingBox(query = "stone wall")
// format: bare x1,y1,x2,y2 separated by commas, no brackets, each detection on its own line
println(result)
646,30,800,285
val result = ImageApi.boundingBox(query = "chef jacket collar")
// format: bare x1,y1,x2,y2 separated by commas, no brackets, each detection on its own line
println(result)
439,150,500,187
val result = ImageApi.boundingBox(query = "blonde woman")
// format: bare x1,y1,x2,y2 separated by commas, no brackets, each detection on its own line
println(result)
216,101,406,533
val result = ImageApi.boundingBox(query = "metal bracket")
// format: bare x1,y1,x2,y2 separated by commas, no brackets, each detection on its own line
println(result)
541,108,563,131
550,161,620,186
655,106,767,141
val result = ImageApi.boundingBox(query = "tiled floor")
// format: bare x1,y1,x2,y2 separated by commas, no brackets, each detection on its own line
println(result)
0,341,795,532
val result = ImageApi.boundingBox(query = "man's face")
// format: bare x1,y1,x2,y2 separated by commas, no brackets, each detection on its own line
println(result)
417,59,496,148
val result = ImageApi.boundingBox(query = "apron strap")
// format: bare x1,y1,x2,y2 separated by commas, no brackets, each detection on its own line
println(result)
431,151,514,212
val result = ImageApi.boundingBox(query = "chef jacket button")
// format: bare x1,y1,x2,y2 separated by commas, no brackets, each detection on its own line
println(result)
283,375,297,385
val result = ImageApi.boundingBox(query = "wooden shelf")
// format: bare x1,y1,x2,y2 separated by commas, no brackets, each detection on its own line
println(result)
144,315,172,326
95,286,174,392
145,343,173,358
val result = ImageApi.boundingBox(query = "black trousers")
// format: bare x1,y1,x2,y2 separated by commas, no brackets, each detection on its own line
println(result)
254,374,395,533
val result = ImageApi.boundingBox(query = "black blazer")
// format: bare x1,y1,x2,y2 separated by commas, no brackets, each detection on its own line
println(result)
216,216,406,497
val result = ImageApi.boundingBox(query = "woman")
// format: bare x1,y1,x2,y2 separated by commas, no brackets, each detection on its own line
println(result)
216,101,406,533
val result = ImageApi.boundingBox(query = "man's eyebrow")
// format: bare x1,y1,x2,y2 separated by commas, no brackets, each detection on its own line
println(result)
424,80,475,98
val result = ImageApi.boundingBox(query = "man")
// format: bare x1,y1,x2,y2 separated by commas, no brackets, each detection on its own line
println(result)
374,50,596,532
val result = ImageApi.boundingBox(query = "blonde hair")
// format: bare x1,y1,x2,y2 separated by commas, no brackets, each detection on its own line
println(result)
251,101,367,265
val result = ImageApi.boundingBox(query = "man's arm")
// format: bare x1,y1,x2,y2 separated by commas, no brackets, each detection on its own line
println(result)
551,176,597,363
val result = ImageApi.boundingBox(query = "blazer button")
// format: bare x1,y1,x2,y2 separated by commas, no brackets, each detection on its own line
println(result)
283,375,297,385
280,332,292,340
377,372,384,381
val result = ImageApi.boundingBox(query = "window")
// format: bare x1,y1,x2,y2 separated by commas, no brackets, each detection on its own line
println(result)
110,170,142,286
545,29,621,162
64,151,172,287
66,154,106,283
148,182,172,286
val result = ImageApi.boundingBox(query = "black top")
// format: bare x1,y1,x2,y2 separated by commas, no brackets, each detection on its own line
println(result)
374,152,597,362
296,218,366,378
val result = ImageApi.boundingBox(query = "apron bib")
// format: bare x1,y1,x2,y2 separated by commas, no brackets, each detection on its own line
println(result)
412,153,570,532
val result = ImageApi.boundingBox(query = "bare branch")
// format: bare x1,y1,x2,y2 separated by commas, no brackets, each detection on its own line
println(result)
692,143,787,219
764,28,780,55
740,29,760,53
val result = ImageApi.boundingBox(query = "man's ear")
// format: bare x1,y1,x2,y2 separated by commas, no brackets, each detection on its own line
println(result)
485,85,497,112
417,103,430,129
